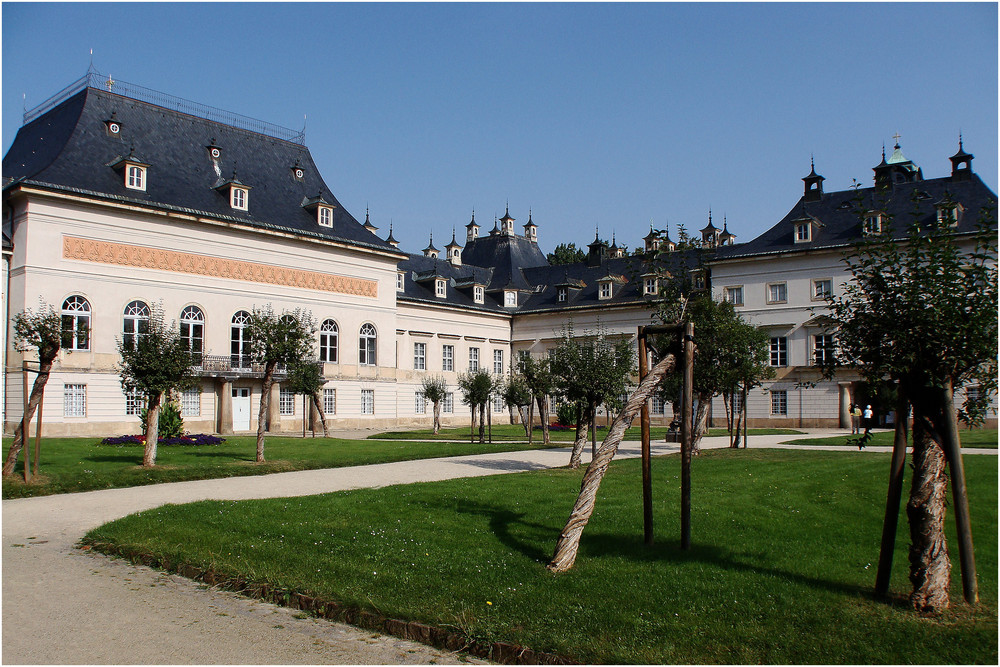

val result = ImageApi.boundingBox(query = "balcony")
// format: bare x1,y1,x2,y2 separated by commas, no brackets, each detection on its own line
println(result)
191,354,288,379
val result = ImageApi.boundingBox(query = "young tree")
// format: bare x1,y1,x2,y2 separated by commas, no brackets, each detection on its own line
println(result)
245,306,316,462
517,353,554,444
284,358,329,437
116,305,195,467
551,323,636,468
824,201,997,611
546,242,586,265
457,369,494,443
420,375,448,434
501,372,533,437
3,301,66,476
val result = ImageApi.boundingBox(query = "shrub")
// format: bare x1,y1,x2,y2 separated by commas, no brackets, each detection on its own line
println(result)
556,401,578,427
139,399,184,439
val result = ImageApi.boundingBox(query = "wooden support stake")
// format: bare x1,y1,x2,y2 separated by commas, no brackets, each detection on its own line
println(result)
22,365,30,484
940,379,978,604
680,322,694,550
875,391,909,597
638,331,653,545
33,387,44,477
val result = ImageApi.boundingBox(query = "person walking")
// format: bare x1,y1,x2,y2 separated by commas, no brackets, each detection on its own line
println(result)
850,404,862,434
862,404,874,435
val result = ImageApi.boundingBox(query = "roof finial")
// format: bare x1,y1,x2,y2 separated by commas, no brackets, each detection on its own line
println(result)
959,131,964,150
892,131,901,147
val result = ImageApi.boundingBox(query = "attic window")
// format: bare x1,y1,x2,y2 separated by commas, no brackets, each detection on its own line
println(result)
936,203,962,227
210,147,221,160
643,277,658,295
317,205,334,228
599,281,613,300
106,121,121,136
863,212,885,235
557,287,567,303
293,167,305,180
126,164,146,191
436,279,447,298
230,186,248,211
397,272,405,291
794,221,812,243
504,290,518,307
474,286,484,304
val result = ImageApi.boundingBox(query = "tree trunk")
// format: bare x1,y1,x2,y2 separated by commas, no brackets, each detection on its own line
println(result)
906,402,951,612
548,352,677,573
142,391,162,468
478,403,486,443
741,386,748,448
568,403,590,469
731,393,743,449
517,405,529,437
310,392,330,437
536,395,550,444
691,391,712,454
433,401,441,435
590,401,598,460
3,358,54,476
508,405,516,425
526,401,534,443
256,363,276,462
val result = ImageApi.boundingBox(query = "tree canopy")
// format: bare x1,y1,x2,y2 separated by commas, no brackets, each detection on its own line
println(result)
547,242,586,265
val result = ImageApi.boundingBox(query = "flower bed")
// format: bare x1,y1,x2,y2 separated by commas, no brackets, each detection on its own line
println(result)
100,434,226,446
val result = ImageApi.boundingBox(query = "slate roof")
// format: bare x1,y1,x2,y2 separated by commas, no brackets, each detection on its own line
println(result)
460,232,548,291
715,169,997,261
397,253,509,313
2,87,403,257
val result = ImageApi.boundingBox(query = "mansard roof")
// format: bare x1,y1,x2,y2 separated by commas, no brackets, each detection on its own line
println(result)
2,86,402,257
460,232,548,291
716,172,997,261
397,253,508,313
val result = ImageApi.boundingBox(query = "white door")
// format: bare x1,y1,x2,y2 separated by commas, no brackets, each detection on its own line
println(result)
232,388,251,431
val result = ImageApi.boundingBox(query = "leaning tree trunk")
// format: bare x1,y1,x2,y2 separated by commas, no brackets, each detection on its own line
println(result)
432,400,442,435
142,391,163,468
548,352,677,573
3,357,55,476
256,363,277,462
906,398,951,613
310,392,330,437
568,403,590,469
690,391,712,454
536,395,550,444
517,405,529,437
526,401,535,443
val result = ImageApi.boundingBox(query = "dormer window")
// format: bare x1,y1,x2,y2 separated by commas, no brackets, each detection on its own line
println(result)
396,272,405,291
557,287,568,303
293,167,305,181
936,203,962,227
317,205,334,228
643,276,658,295
863,212,885,235
504,290,518,307
435,279,447,298
126,164,146,191
230,186,248,211
599,281,613,300
474,286,484,304
106,121,121,136
692,271,706,290
794,221,812,243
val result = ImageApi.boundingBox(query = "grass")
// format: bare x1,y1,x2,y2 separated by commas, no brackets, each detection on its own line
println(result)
2,435,562,500
84,449,997,664
370,423,802,441
785,428,998,449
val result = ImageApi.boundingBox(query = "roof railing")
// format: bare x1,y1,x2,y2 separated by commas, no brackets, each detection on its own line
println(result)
23,70,306,144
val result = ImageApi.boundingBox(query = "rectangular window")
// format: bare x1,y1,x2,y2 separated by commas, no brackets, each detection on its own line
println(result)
504,291,517,307
126,165,146,191
599,282,612,299
771,390,788,416
415,392,427,414
494,349,504,374
474,286,484,304
794,222,811,242
864,213,884,235
323,388,337,415
279,388,295,415
443,392,454,413
767,282,787,304
469,347,480,371
318,206,333,227
414,342,426,370
442,344,454,372
651,395,665,415
812,279,832,300
644,277,657,295
724,286,744,306
493,395,504,413
361,389,374,415
64,384,87,417
396,273,404,291
181,387,201,417
436,280,447,298
125,386,146,416
557,287,567,302
813,334,836,365
231,186,248,210
769,337,787,367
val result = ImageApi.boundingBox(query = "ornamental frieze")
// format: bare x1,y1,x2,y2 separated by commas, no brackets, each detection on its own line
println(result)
63,236,378,298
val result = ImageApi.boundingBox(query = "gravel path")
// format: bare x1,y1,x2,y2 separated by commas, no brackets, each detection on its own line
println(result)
3,430,994,663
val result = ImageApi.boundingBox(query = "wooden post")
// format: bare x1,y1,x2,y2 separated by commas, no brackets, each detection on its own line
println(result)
680,322,694,550
33,386,44,477
940,379,978,604
22,364,30,483
875,391,909,597
638,330,653,545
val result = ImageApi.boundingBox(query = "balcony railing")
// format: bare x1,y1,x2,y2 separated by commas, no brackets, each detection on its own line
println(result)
192,354,288,378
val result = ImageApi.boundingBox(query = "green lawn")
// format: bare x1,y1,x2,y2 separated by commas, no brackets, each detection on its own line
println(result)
84,450,997,664
784,428,998,449
2,436,562,500
371,423,802,441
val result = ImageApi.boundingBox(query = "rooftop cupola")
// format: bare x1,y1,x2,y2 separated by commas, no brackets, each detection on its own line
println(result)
874,135,923,187
609,232,626,258
499,204,516,236
718,217,736,246
384,223,399,248
643,224,660,252
587,229,608,267
700,210,720,247
363,207,379,234
445,229,463,266
523,209,538,242
489,216,500,236
802,157,825,202
663,225,676,252
950,135,975,181
465,210,480,242
423,233,439,259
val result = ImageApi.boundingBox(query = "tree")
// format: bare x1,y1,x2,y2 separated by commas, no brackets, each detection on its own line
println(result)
420,376,448,434
116,304,195,467
547,242,586,265
3,301,66,477
284,358,329,437
551,323,636,468
655,296,772,453
517,353,555,444
245,306,316,462
824,199,997,611
457,369,494,443
501,373,533,437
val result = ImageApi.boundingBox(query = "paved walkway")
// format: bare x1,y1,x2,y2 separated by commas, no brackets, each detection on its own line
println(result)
3,430,995,664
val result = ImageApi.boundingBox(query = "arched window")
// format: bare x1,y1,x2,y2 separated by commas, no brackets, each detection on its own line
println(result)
359,323,377,366
319,319,339,363
61,296,91,350
123,300,150,349
231,310,252,369
180,306,205,364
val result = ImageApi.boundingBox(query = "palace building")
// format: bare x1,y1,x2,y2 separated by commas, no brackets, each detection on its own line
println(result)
3,74,996,437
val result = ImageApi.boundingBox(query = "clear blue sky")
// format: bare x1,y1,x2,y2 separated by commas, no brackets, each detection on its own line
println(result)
4,2,997,255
